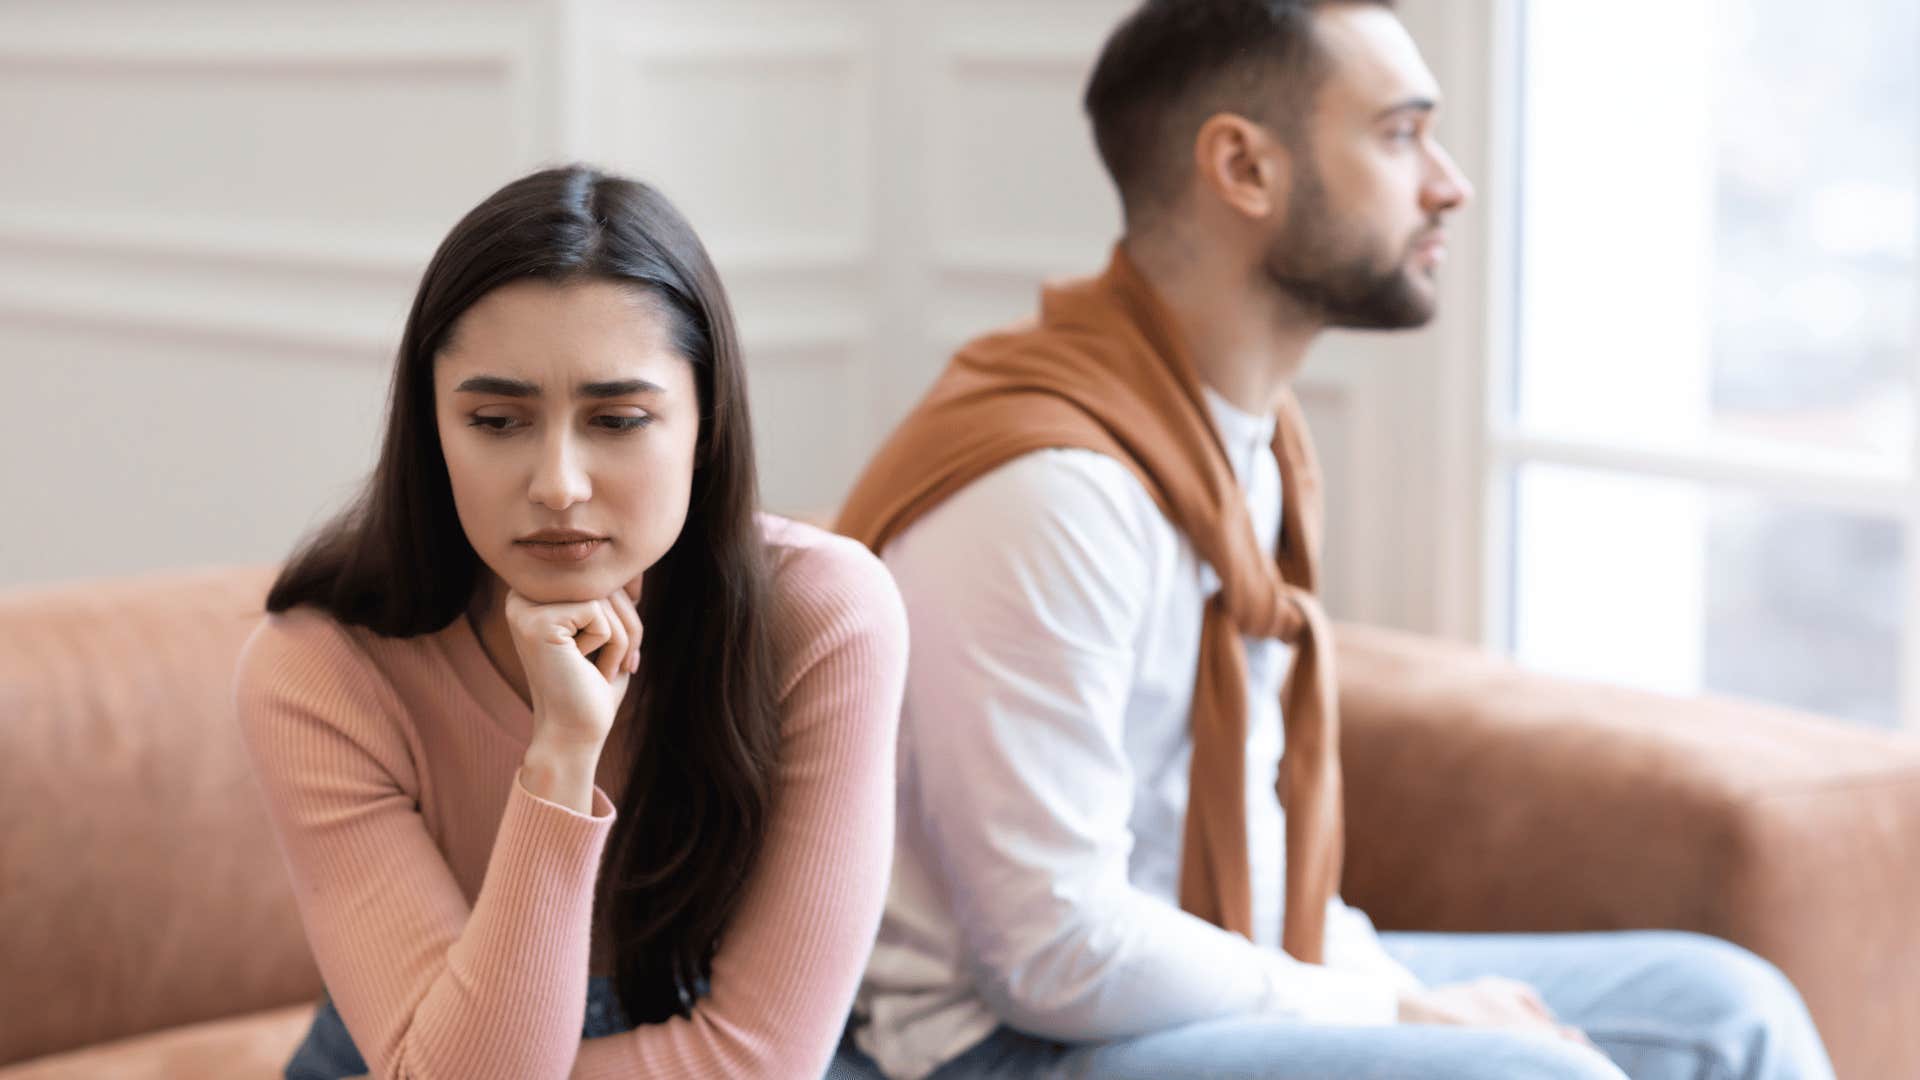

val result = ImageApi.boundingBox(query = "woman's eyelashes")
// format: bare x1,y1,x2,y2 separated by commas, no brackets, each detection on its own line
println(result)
468,414,522,433
592,414,654,432
466,412,655,435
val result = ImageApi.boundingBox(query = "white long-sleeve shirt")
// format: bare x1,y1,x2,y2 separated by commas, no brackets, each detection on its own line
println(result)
853,388,1421,1080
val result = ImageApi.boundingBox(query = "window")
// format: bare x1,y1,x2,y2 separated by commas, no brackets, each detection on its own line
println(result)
1496,0,1919,726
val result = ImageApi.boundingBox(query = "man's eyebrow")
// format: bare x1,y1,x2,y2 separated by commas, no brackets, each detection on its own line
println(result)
1374,96,1438,121
580,378,666,399
453,375,538,397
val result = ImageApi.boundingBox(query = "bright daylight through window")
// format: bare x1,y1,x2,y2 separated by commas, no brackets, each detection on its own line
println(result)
1504,0,1918,727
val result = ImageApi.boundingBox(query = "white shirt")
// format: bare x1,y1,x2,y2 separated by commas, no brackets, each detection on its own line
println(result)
854,389,1421,1080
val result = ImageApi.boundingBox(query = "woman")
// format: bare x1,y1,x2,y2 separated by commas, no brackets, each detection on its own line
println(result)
236,165,906,1079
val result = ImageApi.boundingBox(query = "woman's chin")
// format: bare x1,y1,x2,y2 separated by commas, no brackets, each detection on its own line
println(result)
491,564,636,606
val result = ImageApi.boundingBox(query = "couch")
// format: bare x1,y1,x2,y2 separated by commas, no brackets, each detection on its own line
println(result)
3,566,1917,1078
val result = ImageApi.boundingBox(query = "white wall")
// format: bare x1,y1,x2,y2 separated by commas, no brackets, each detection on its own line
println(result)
0,0,1504,642
0,1,557,586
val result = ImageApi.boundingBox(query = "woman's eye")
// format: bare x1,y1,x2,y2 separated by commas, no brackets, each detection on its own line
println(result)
468,415,520,433
594,415,653,432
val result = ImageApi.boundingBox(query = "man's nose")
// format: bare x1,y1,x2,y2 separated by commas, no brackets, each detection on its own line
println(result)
1424,141,1474,214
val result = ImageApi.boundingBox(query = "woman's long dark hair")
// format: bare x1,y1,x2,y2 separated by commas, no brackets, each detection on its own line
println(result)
266,165,781,1024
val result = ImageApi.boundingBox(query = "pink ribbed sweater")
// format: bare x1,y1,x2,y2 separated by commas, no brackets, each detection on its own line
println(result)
234,517,907,1080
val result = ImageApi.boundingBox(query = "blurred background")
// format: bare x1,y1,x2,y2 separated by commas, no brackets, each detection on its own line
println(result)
2,0,1916,729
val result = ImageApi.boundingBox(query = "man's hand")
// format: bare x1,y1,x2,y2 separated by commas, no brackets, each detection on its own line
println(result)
1397,977,1595,1049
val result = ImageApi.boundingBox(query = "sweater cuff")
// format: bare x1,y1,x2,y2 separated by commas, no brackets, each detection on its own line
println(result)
448,776,618,995
513,771,617,822
484,778,616,909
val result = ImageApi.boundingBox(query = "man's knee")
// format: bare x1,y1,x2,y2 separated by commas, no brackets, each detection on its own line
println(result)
1636,930,1830,1075
1653,932,1812,1025
1459,1032,1628,1080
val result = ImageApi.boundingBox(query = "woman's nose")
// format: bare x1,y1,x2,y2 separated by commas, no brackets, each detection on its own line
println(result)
528,432,591,510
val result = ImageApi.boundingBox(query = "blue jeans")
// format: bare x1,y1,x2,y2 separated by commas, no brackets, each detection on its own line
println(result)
843,931,1835,1080
285,975,877,1079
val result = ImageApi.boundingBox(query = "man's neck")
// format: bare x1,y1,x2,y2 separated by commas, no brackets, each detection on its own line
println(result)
1122,229,1321,417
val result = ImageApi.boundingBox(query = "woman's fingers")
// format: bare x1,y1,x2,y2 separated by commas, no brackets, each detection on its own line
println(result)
610,587,644,673
570,599,613,659
592,598,628,683
507,593,603,650
502,589,638,684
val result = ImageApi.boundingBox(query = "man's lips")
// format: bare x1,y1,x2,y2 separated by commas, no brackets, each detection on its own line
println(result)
1411,231,1447,268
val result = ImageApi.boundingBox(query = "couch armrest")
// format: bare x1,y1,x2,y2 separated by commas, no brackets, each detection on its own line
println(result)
1333,622,1920,1079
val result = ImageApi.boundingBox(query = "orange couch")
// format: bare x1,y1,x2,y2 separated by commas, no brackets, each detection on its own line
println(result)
4,567,1918,1078
0,567,316,1079
1336,626,1920,1079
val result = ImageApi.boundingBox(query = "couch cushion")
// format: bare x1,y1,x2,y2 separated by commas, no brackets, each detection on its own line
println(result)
1335,621,1920,1080
0,566,321,1066
0,1002,315,1079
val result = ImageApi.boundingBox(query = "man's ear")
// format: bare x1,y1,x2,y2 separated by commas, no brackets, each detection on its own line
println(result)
1193,112,1290,222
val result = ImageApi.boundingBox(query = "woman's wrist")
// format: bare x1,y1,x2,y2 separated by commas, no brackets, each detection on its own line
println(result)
519,734,605,815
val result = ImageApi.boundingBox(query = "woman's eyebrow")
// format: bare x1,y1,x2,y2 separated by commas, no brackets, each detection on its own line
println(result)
580,378,665,399
453,375,539,397
450,376,665,398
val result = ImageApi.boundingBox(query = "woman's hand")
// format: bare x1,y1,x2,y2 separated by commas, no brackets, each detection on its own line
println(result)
505,584,643,752
1397,977,1595,1048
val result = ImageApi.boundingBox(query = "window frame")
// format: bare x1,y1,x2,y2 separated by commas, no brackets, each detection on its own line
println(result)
1465,0,1920,728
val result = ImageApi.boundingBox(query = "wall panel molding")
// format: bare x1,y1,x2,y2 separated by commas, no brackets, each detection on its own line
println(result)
0,207,435,275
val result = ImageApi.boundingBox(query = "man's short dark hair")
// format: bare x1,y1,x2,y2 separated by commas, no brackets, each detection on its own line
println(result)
1083,0,1393,224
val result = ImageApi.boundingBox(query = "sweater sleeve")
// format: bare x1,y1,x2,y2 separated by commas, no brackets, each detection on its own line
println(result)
235,609,616,1080
570,535,908,1080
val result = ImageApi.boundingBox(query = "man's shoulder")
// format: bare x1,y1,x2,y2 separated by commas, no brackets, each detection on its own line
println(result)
882,447,1178,588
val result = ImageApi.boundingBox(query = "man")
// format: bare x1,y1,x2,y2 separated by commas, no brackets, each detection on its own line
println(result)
836,2,1836,1078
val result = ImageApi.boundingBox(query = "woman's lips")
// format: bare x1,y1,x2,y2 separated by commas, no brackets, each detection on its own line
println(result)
516,538,608,563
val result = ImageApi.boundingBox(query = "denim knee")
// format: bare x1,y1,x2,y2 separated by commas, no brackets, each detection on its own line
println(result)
1641,930,1829,1077
1486,1032,1629,1080
1662,932,1811,1024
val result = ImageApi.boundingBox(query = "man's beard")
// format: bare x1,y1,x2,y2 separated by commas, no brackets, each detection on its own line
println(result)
1263,165,1438,331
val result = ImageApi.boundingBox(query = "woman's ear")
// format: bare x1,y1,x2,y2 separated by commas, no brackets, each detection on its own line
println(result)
1193,112,1291,223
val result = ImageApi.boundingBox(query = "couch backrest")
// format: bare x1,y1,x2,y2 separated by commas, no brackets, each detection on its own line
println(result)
0,565,321,1066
